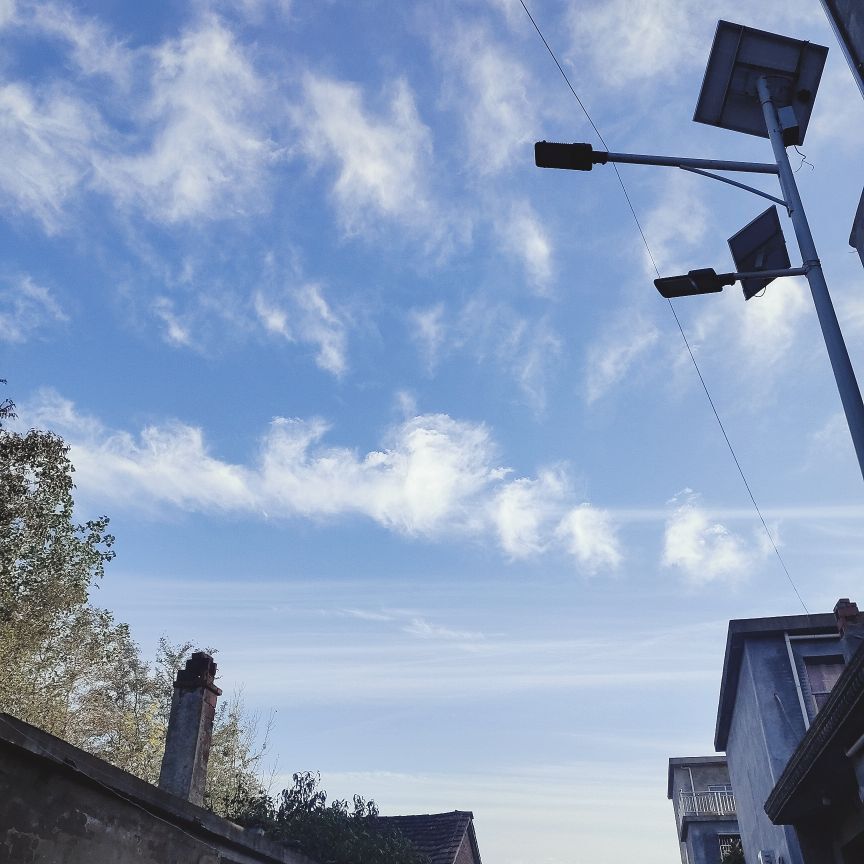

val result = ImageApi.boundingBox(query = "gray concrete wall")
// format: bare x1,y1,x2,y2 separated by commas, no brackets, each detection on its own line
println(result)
0,714,314,864
725,643,805,864
670,761,733,812
686,820,739,864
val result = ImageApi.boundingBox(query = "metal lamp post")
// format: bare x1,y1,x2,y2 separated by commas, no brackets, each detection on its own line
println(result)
535,20,864,482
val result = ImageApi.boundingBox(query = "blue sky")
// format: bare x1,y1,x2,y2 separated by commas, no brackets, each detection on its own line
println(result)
3,0,864,861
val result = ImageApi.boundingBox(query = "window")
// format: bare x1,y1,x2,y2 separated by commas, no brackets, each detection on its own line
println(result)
708,784,733,793
805,655,845,712
718,834,742,861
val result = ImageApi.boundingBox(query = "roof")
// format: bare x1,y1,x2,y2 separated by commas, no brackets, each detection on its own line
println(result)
379,811,477,864
714,613,836,751
667,755,728,799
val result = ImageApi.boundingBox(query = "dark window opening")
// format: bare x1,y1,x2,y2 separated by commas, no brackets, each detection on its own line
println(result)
804,654,845,713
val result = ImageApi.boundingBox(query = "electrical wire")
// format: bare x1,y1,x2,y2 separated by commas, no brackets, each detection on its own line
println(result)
519,0,810,615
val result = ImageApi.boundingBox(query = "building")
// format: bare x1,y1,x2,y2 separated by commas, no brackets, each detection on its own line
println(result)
764,600,864,863
668,755,740,864
712,599,864,864
379,812,483,864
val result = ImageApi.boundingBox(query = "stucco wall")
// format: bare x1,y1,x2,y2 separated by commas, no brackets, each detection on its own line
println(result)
725,643,805,864
685,820,739,864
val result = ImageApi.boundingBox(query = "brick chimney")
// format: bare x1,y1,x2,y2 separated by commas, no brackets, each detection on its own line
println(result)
834,598,864,662
158,651,222,805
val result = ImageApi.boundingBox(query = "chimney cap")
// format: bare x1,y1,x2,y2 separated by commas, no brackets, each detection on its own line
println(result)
175,651,222,695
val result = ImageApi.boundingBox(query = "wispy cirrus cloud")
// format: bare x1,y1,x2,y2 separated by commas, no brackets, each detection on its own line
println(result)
26,1,135,83
409,299,563,411
2,9,279,229
584,309,660,404
96,17,278,223
432,19,537,176
293,73,449,246
255,282,348,376
0,82,103,231
494,199,554,291
566,0,704,90
24,389,621,570
0,275,68,342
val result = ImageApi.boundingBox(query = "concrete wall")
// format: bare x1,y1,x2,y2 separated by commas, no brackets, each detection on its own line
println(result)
669,759,738,864
670,761,733,811
723,636,845,864
0,714,314,864
686,820,740,864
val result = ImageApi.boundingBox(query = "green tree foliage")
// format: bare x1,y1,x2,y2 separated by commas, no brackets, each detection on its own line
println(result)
0,394,267,800
0,392,124,753
227,772,429,864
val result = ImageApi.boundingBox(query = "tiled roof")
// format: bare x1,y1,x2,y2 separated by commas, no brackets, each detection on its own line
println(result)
379,811,473,864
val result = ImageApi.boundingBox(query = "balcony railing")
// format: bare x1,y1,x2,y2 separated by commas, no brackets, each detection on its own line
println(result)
678,789,737,824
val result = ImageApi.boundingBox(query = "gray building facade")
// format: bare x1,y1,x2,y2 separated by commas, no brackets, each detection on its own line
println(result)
715,610,850,864
668,756,740,864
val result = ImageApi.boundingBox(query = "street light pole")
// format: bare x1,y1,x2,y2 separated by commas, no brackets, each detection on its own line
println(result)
756,75,864,480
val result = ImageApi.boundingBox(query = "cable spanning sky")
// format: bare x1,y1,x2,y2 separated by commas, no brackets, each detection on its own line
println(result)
3,1,864,861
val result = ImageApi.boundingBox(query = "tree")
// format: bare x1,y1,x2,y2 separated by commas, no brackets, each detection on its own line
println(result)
0,393,267,799
0,391,121,748
226,772,429,864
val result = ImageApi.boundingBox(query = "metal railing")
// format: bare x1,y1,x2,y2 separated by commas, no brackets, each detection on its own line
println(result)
678,790,737,823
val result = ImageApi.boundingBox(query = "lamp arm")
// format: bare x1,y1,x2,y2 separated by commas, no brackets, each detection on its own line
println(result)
678,166,787,208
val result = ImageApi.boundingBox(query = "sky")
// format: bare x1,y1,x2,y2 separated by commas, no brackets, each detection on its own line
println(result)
3,0,864,861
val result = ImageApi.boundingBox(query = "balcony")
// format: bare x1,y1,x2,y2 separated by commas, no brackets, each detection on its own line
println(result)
678,789,736,827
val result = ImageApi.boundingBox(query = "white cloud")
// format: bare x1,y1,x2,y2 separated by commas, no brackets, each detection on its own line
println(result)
28,2,134,82
0,82,102,231
25,390,622,568
153,296,194,347
557,505,623,573
496,199,553,291
294,74,439,241
642,171,709,276
0,275,68,341
96,17,277,223
433,22,537,175
254,282,348,376
584,311,660,404
1,12,279,227
0,0,15,27
467,301,563,411
408,300,563,411
688,277,809,383
402,617,484,642
492,470,566,559
662,490,771,585
565,0,703,90
807,411,850,466
409,304,446,374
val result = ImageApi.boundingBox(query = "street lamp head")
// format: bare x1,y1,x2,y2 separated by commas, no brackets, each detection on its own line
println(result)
534,141,608,171
693,20,828,144
654,268,733,299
